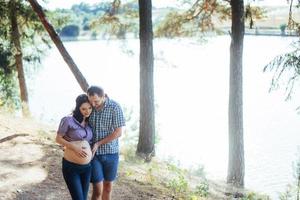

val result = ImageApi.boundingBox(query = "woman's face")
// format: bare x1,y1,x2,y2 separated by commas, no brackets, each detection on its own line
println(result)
79,102,92,118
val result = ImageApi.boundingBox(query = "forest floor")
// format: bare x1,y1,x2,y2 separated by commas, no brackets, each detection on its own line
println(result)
0,111,266,200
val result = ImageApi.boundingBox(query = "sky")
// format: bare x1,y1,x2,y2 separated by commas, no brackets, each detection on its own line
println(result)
42,0,289,10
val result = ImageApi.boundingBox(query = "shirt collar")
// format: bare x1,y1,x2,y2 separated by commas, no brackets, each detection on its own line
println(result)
72,116,84,127
103,97,110,108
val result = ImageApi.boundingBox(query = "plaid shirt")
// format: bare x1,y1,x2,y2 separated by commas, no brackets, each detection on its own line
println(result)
89,98,125,155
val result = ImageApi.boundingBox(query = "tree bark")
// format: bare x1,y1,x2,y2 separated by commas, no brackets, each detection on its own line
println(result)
9,0,30,117
227,0,245,187
27,0,89,92
136,0,155,161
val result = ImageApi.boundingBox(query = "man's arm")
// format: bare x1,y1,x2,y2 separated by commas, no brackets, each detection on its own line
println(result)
92,127,123,155
97,127,123,145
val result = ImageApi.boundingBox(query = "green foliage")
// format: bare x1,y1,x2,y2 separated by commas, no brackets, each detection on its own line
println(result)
71,2,110,15
89,1,138,39
241,192,270,200
47,9,73,32
0,45,19,107
280,24,287,32
195,182,209,197
294,152,300,182
278,149,300,200
0,70,19,108
145,163,162,184
168,174,189,193
167,168,210,199
264,41,300,100
265,3,300,104
156,1,266,38
280,24,287,35
190,164,206,177
121,143,138,163
279,184,293,200
120,106,139,162
155,11,191,38
83,24,90,31
91,31,98,39
47,0,269,39
155,0,231,38
287,0,300,35
0,0,50,107
165,161,210,199
60,24,80,37
120,105,162,163
0,38,18,106
50,1,139,40
166,162,189,194
245,4,266,29
0,43,12,74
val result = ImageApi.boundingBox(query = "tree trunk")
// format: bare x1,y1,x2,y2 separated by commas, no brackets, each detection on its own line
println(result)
27,0,89,92
9,0,30,117
136,0,155,161
227,0,245,187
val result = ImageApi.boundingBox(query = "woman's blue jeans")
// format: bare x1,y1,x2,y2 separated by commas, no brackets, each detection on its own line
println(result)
62,158,91,200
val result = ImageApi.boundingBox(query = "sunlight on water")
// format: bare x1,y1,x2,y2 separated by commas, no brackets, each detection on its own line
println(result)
29,36,300,199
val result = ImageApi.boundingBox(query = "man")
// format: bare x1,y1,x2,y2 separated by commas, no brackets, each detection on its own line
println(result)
87,86,125,200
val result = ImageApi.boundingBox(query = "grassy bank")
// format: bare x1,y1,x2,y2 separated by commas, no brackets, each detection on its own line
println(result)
0,111,269,200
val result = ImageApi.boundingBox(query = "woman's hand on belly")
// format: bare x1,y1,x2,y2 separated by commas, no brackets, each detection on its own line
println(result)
69,142,88,158
64,140,92,165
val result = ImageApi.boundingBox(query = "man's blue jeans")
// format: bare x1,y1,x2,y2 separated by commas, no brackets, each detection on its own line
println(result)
90,153,119,183
62,158,91,200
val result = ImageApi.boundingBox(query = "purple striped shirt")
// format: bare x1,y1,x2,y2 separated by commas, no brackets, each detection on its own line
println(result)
57,116,93,143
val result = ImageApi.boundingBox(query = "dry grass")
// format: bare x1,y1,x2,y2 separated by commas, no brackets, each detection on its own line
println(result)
0,111,270,200
0,112,178,199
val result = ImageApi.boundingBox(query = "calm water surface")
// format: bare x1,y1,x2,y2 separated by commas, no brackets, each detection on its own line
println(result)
29,36,300,199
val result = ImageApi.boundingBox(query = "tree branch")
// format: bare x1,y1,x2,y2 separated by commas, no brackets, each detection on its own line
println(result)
27,0,89,92
0,134,29,143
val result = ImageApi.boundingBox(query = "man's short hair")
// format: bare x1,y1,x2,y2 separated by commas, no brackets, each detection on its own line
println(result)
87,86,104,97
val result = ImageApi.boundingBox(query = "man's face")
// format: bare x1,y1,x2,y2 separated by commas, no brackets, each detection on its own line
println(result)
88,94,105,109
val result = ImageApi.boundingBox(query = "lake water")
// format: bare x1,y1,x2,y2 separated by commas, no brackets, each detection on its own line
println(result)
28,35,300,199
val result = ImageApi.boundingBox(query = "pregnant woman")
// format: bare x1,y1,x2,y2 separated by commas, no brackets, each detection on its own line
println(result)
56,94,93,200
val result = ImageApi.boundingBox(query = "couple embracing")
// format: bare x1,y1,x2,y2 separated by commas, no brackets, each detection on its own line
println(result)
56,85,125,200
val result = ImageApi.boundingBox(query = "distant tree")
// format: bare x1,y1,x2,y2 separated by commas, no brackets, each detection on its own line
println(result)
0,2,15,107
263,0,300,100
9,0,29,116
245,3,265,29
83,24,90,31
0,0,49,115
60,24,80,37
280,23,287,35
0,44,16,107
71,2,91,13
155,0,264,38
136,0,155,161
47,9,74,32
287,0,300,34
90,0,139,39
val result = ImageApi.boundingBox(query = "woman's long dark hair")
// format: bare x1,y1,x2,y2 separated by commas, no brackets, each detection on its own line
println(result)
72,94,90,123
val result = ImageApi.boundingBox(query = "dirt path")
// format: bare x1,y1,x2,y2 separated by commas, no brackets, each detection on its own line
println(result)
0,115,176,200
